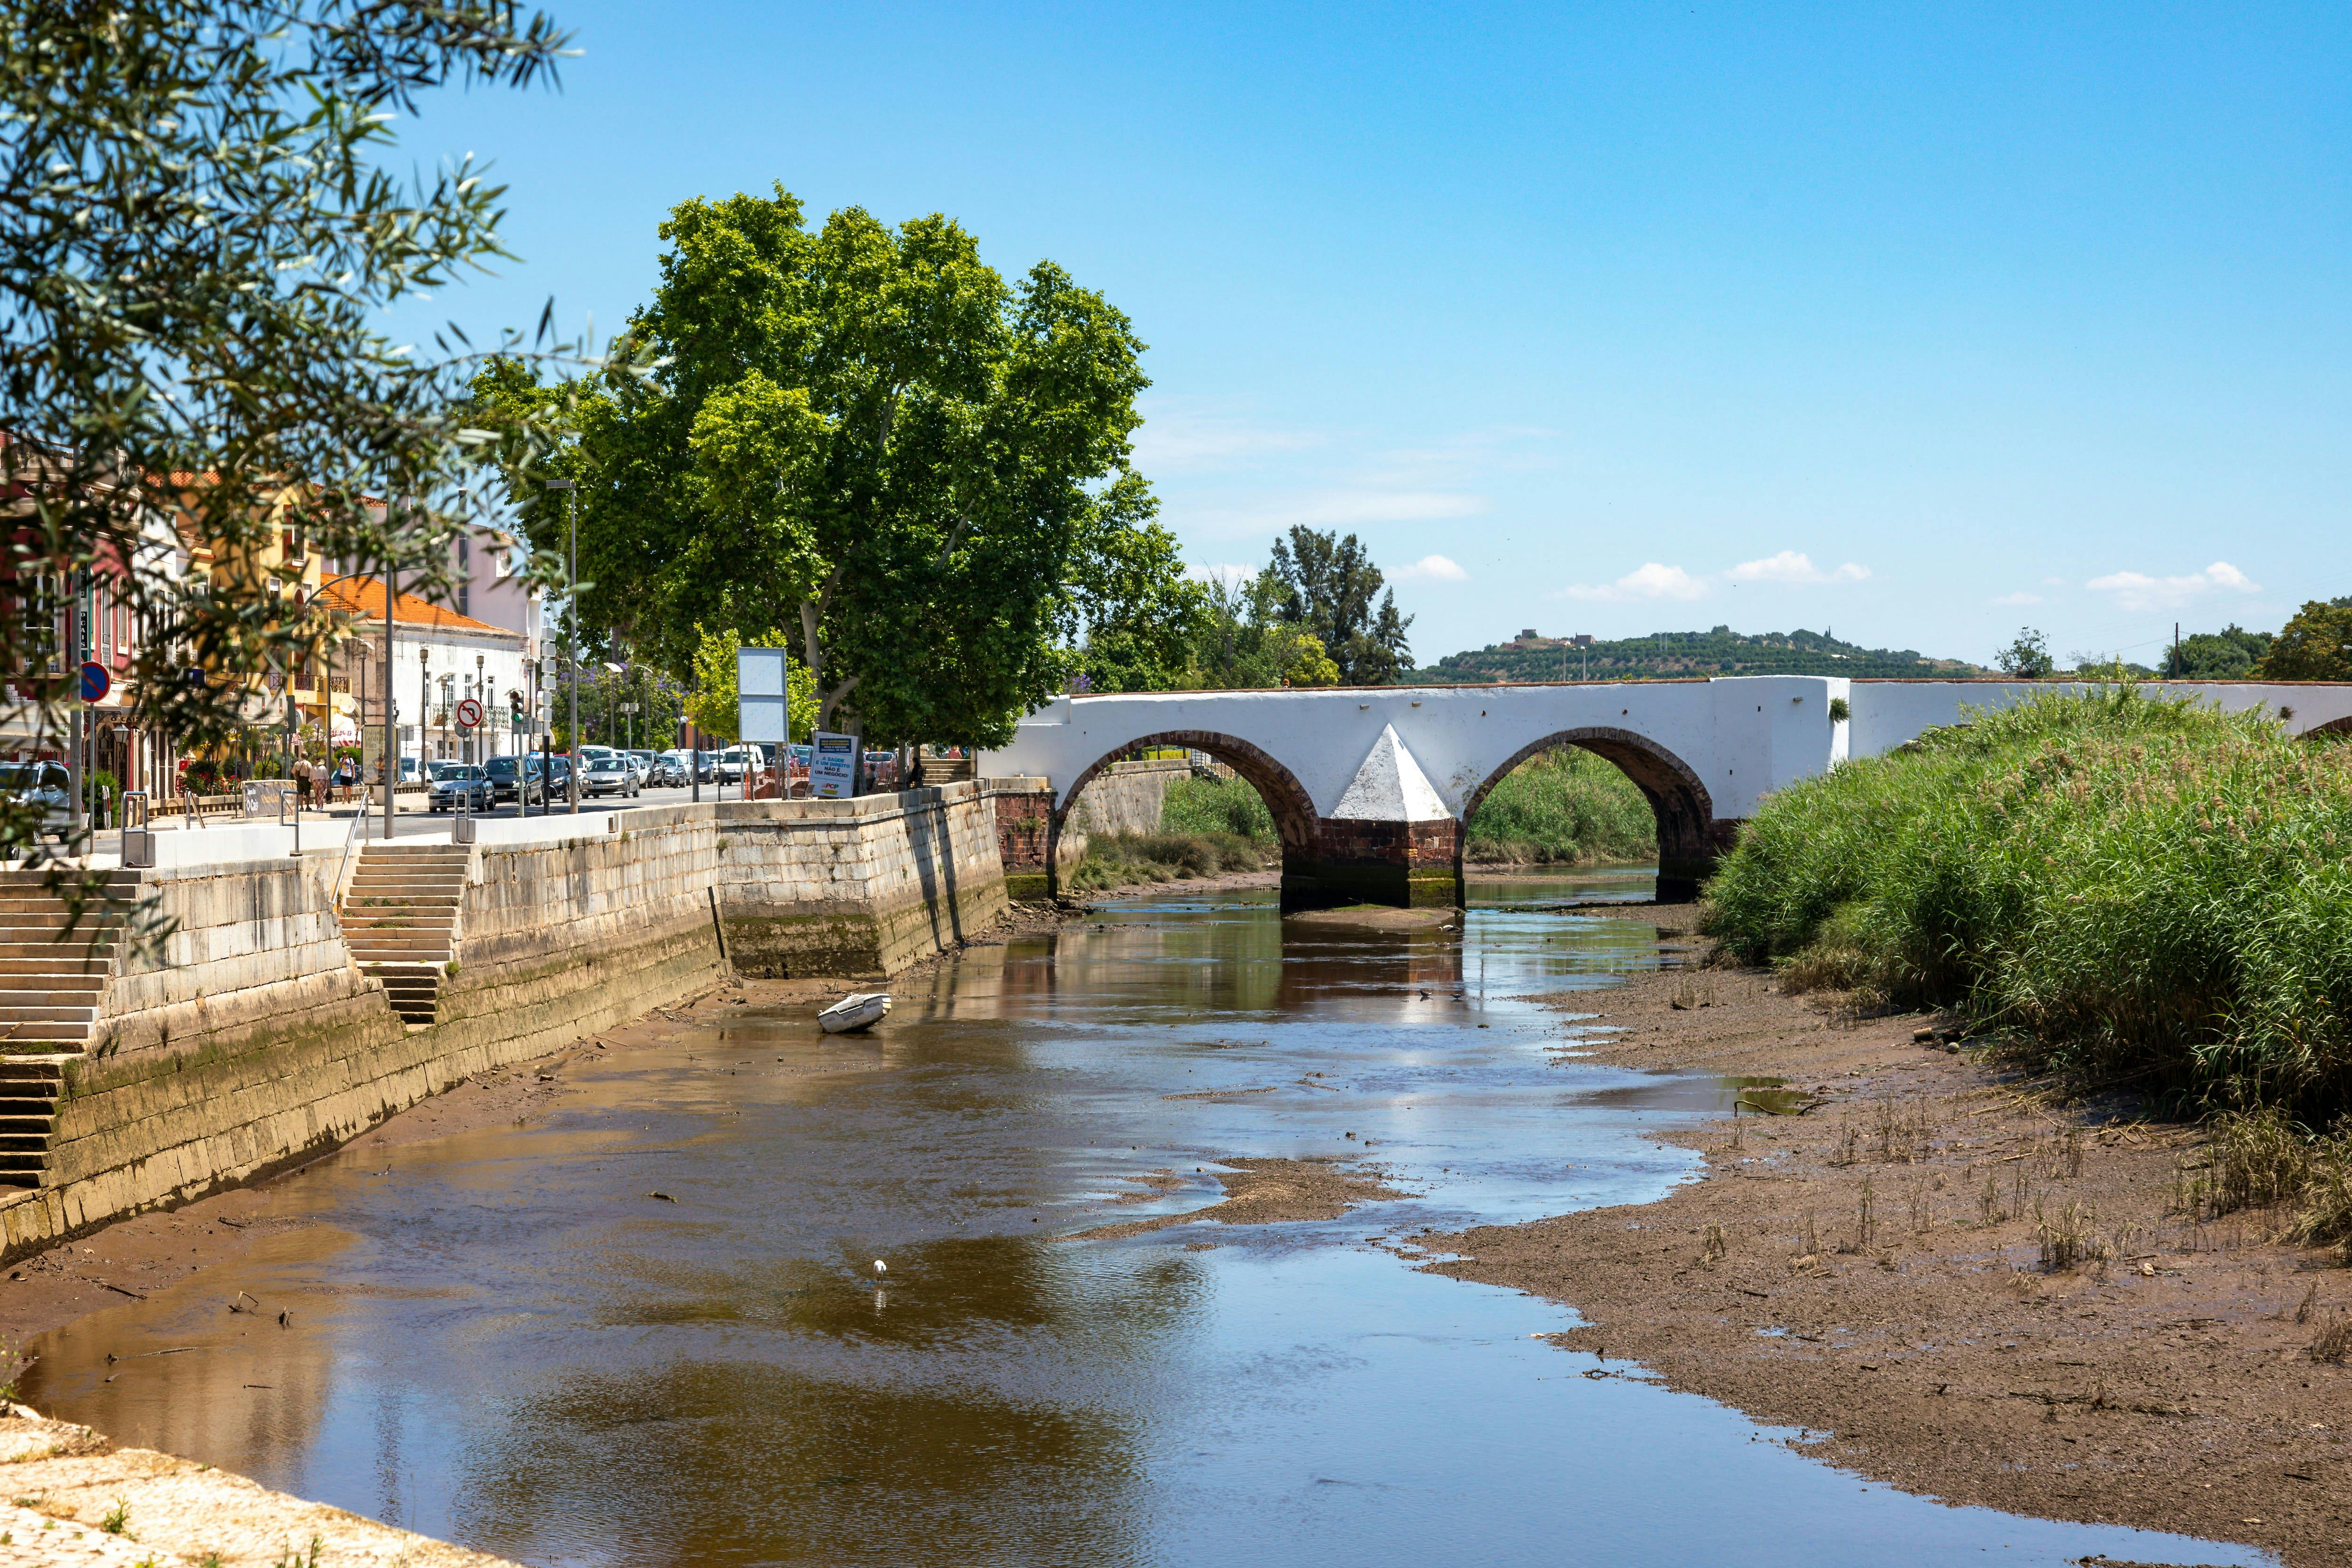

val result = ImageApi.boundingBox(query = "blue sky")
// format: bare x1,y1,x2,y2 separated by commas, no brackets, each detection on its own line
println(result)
399,2,2352,667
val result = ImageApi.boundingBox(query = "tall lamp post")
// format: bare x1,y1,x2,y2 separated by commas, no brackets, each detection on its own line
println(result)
544,478,579,814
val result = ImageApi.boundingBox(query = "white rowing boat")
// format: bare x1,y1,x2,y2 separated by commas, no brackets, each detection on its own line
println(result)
817,991,891,1034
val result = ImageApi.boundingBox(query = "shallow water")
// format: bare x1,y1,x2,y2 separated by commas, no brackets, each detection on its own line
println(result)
24,871,2269,1567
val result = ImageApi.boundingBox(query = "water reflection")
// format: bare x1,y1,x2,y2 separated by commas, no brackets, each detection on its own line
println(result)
20,869,2270,1568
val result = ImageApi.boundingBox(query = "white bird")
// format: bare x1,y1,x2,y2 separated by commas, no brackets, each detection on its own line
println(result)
873,1259,888,1275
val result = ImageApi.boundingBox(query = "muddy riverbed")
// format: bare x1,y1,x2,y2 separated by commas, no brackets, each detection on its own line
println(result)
13,875,2273,1567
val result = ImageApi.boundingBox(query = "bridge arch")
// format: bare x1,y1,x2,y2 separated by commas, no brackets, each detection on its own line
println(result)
1047,730,1321,897
1459,726,1724,901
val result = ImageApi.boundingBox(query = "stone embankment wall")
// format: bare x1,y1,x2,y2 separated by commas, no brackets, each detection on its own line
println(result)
0,783,1019,1264
1065,757,1192,837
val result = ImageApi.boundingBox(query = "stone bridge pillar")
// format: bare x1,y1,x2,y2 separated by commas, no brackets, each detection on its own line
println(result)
1283,726,1462,911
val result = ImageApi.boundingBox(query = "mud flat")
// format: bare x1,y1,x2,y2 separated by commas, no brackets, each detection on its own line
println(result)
1425,903,2352,1568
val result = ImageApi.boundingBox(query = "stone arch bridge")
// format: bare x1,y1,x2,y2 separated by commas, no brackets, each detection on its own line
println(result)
979,677,2352,908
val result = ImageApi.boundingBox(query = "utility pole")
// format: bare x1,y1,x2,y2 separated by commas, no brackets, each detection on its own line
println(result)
66,569,85,838
2172,621,2181,679
381,555,397,841
545,479,580,814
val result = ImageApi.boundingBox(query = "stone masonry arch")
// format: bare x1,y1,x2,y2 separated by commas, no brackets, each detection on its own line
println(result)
1460,726,1727,901
1047,730,1320,899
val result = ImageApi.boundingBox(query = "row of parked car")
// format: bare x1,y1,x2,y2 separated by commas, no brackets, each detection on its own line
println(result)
422,743,876,812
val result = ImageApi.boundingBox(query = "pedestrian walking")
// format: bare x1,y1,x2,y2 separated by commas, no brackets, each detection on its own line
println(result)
293,755,313,810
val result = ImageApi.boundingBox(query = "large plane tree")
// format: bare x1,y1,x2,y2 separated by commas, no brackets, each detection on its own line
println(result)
485,185,1185,746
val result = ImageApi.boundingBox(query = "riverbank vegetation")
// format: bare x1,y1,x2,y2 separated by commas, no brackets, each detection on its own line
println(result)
1064,831,1268,894
1704,688,2352,1116
1464,748,1656,865
1158,774,1277,840
1064,775,1279,893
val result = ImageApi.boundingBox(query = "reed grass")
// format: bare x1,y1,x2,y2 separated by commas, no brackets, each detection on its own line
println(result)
1066,830,1268,893
1159,775,1279,842
1464,747,1656,866
1704,687,2352,1114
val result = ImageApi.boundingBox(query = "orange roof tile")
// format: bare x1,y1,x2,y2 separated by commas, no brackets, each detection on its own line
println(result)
315,577,512,636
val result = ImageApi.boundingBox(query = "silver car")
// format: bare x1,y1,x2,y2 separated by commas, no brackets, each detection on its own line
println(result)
0,762,74,844
579,752,638,799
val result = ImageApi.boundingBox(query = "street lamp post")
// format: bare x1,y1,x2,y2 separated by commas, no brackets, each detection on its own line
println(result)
545,478,579,814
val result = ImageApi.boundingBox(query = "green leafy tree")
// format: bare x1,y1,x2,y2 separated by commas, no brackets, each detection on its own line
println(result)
0,2,570,871
1996,627,2056,679
682,626,816,744
1073,501,1213,692
485,186,1176,749
2162,624,2273,680
2257,599,2352,681
1264,527,1413,685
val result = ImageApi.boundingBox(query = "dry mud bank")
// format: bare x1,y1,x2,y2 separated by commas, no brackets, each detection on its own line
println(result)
1426,904,2351,1568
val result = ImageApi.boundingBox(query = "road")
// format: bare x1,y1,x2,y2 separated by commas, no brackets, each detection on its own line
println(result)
183,783,754,842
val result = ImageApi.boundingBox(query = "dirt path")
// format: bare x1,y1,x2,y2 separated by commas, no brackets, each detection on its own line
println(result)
1425,904,2351,1568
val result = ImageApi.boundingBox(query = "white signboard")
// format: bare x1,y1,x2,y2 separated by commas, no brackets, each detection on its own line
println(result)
737,646,789,745
810,732,858,799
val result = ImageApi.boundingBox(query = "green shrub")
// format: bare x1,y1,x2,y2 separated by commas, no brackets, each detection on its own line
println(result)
1465,747,1655,865
1704,688,2352,1112
1159,774,1277,841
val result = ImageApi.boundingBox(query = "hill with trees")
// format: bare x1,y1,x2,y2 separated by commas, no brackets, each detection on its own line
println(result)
1406,625,1982,684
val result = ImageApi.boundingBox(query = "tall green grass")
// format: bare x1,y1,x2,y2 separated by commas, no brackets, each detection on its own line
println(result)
1465,747,1656,865
1159,774,1278,841
1703,688,2352,1113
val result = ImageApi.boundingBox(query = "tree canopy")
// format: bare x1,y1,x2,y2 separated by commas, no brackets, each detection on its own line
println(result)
0,0,569,865
2257,599,2352,682
1996,627,2056,679
1266,527,1413,685
477,185,1186,748
2163,623,2272,680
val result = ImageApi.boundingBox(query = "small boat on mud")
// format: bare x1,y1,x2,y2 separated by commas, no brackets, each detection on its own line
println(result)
818,992,891,1034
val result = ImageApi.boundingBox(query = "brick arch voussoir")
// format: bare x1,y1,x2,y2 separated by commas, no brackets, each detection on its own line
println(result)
1459,726,1718,865
1051,729,1320,852
2304,715,2352,740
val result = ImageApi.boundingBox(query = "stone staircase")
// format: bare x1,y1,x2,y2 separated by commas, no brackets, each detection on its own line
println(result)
341,843,471,1025
0,871,135,1187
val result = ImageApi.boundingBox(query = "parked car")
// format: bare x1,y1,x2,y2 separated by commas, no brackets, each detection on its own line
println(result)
651,750,691,787
623,749,658,784
579,751,638,799
427,764,492,813
0,761,73,843
713,745,758,784
484,753,567,807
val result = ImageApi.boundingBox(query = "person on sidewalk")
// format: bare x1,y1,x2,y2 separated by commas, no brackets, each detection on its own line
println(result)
293,755,314,811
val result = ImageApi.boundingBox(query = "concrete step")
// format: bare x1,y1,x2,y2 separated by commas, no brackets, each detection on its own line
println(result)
0,968,106,985
0,942,115,960
0,1006,97,1024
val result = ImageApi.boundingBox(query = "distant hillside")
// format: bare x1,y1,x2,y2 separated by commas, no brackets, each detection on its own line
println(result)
1406,625,1984,684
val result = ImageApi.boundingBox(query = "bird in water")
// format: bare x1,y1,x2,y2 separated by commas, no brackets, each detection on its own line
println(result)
873,1259,888,1275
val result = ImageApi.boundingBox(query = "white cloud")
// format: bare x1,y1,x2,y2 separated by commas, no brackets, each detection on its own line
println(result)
1991,591,2043,606
1129,401,1319,476
1277,490,1487,526
1393,554,1469,583
1562,562,1709,602
2085,561,2260,612
1726,550,1869,586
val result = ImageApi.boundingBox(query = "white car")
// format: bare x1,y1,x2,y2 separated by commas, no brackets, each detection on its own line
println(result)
713,745,764,783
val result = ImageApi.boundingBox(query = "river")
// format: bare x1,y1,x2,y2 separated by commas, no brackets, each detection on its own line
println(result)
21,873,2266,1567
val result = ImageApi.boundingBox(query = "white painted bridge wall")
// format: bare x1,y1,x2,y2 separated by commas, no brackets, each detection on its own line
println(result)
982,678,2352,823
